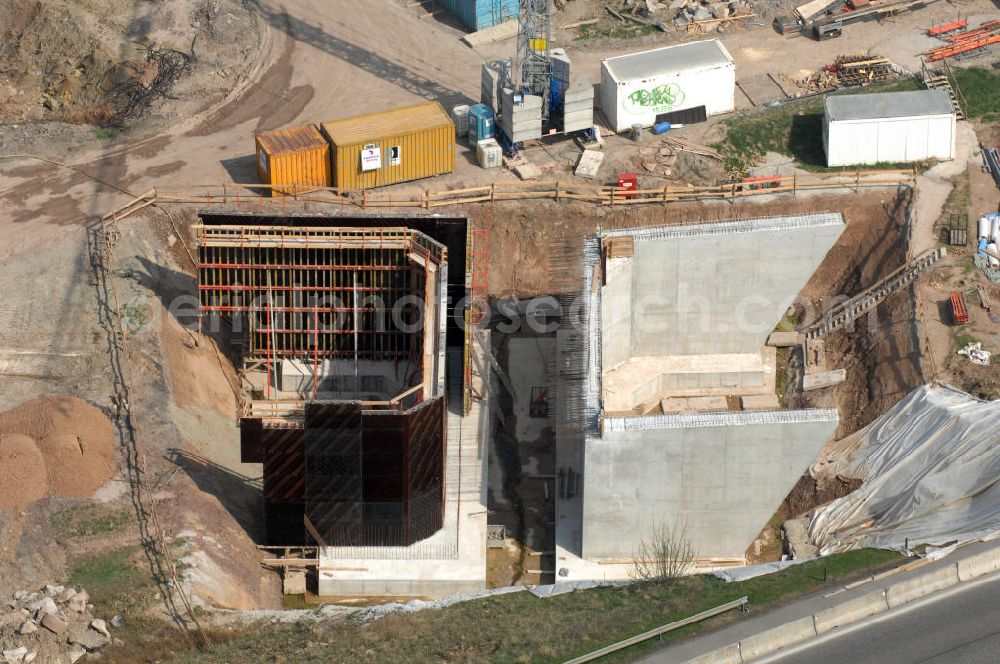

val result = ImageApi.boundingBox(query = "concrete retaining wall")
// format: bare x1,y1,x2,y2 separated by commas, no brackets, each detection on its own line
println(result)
957,548,1000,582
885,564,959,608
685,643,742,664
812,589,888,634
738,615,817,660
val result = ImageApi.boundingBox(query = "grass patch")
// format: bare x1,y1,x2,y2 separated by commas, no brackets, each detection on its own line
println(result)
95,127,118,140
955,332,978,351
68,547,155,617
951,67,1000,121
68,547,234,663
168,549,902,664
575,21,657,40
713,78,924,175
50,504,132,538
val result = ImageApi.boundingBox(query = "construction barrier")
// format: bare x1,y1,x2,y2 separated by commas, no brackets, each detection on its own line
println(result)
885,564,960,608
148,169,915,213
812,589,889,634
957,548,1000,582
737,616,817,660
562,596,748,664
681,546,1000,664
685,643,742,664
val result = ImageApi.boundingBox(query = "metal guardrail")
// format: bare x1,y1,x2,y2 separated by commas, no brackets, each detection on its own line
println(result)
563,596,749,664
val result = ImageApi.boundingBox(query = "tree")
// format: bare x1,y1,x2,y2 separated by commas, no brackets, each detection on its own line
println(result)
631,519,696,584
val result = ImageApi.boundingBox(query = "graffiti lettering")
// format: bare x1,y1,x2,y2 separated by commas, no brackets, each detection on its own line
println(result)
624,83,686,113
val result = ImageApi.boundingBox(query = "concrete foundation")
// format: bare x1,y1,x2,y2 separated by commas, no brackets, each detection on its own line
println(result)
553,212,846,581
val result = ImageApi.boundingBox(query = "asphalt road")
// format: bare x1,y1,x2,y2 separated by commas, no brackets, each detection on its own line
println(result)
762,573,1000,664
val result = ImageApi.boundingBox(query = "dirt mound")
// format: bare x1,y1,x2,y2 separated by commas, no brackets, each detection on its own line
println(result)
0,434,47,509
0,397,116,500
0,0,260,126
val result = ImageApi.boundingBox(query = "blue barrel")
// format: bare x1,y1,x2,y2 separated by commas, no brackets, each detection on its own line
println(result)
468,103,496,144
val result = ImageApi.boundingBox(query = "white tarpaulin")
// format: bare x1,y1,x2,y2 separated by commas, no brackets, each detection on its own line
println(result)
809,383,1000,554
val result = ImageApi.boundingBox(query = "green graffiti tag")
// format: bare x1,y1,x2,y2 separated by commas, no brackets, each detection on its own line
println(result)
624,83,686,114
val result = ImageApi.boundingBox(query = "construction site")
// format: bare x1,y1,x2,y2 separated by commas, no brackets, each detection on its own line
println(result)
0,0,999,662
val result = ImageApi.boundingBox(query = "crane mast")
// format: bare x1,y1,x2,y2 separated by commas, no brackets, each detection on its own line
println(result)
513,0,553,117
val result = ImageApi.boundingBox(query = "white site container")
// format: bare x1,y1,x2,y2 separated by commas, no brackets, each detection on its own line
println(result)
599,39,735,133
823,90,956,167
476,138,502,169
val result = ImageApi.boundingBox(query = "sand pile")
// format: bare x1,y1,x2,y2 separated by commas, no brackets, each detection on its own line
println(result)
0,397,117,507
0,434,47,509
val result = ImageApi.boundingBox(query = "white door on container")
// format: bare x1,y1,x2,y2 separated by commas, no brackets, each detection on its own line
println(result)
876,119,909,164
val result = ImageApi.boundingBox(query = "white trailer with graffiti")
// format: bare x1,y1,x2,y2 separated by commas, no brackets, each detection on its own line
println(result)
599,40,735,133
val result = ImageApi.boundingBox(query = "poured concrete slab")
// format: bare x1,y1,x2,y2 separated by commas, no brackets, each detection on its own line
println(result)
603,348,776,412
575,150,604,179
741,393,781,410
661,395,730,414
767,331,802,347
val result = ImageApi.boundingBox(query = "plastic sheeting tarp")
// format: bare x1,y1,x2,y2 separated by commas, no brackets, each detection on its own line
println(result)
529,580,632,598
355,585,527,621
809,383,1000,554
713,559,808,582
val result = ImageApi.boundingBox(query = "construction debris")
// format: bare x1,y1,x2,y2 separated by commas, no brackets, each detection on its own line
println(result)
575,150,605,179
104,45,192,126
660,135,721,160
923,19,1000,61
794,54,898,91
0,585,115,663
957,342,991,366
982,143,1000,189
673,0,756,30
803,368,847,391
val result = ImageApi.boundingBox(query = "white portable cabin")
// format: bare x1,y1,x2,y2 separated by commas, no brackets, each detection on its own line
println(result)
599,39,735,133
823,90,956,167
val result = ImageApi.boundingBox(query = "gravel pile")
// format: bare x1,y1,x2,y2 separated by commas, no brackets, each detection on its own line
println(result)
0,585,116,664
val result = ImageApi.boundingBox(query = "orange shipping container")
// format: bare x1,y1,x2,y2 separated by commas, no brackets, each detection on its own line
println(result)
320,102,455,190
255,124,331,196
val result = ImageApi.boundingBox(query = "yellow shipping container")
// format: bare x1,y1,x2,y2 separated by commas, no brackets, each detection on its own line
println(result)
255,124,331,196
320,102,455,190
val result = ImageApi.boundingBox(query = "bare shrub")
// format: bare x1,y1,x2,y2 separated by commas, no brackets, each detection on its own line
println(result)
631,520,696,584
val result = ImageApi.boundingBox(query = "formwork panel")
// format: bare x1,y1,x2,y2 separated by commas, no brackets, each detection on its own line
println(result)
304,402,364,545
261,428,305,503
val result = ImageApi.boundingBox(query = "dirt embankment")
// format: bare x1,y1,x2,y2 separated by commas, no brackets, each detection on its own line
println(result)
793,190,923,435
779,190,924,520
0,0,260,126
